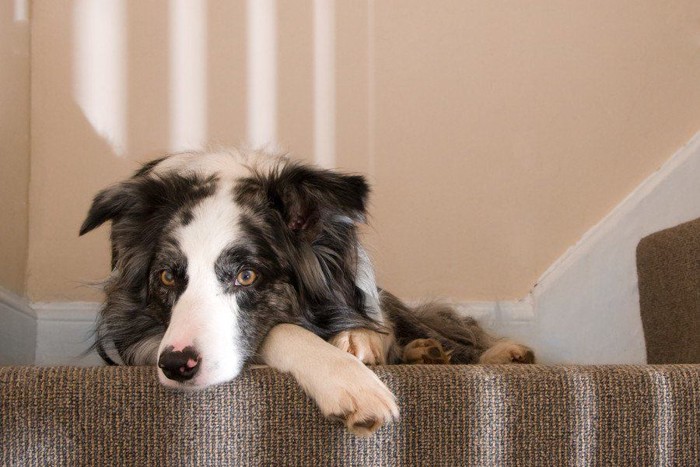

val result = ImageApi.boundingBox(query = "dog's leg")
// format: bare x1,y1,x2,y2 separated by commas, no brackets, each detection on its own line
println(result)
330,246,394,365
259,323,399,436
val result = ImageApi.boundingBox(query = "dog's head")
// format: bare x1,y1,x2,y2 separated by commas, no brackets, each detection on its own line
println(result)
80,151,375,388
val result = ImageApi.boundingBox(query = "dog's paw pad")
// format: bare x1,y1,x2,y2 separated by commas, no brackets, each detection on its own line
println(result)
402,338,452,364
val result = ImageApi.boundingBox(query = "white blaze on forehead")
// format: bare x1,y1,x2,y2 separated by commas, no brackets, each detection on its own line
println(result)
153,151,247,179
158,180,246,388
149,149,286,181
178,180,241,268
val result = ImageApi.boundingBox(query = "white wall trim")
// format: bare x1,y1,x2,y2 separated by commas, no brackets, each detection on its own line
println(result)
0,287,36,364
0,289,101,366
452,297,535,324
0,285,35,318
33,301,101,322
32,301,102,366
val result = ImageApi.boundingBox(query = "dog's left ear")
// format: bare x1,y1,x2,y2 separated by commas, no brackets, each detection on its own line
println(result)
237,162,370,236
276,164,370,232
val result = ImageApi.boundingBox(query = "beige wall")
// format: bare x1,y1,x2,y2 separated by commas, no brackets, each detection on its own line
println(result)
0,2,30,295
370,1,700,300
13,0,700,302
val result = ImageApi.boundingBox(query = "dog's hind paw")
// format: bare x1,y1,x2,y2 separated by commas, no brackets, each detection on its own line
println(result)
402,338,452,364
329,328,387,365
479,340,535,364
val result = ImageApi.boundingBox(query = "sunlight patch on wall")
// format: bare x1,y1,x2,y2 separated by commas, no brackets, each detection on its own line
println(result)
73,0,127,156
169,0,208,153
367,0,376,176
313,0,336,168
14,0,28,22
246,0,277,150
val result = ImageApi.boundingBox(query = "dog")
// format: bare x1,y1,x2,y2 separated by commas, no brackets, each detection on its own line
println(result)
80,149,534,436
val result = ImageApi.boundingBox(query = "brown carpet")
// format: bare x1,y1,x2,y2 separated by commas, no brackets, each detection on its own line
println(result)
2,365,699,466
637,217,700,364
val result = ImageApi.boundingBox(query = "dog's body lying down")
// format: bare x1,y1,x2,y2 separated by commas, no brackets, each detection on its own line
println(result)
80,150,534,435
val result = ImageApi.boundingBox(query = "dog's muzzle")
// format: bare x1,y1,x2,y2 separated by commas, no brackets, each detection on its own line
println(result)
158,345,201,382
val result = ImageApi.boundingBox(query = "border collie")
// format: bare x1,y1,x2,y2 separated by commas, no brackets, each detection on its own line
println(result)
80,150,534,436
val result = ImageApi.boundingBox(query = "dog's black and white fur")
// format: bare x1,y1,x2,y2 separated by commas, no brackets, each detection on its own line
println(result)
80,150,534,435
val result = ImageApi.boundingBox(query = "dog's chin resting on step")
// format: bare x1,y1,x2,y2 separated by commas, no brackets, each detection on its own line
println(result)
80,149,535,436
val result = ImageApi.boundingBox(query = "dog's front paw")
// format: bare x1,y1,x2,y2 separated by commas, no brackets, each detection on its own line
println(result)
302,353,399,436
479,340,535,364
329,328,387,365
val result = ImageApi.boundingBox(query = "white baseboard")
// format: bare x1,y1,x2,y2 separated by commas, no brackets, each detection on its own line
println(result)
0,287,37,365
32,301,102,366
453,296,535,323
0,289,101,366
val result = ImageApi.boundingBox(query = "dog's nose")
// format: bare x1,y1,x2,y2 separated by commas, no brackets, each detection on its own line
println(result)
158,346,201,382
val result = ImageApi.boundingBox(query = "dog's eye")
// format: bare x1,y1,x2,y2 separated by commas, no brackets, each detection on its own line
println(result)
235,269,257,287
160,270,176,287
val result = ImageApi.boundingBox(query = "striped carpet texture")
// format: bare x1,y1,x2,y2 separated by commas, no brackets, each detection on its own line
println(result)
2,365,699,466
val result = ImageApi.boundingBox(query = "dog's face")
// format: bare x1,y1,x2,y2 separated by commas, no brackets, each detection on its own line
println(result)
81,151,375,388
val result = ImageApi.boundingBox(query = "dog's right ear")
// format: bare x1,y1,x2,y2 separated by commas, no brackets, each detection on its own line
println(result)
80,169,218,236
79,182,135,236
